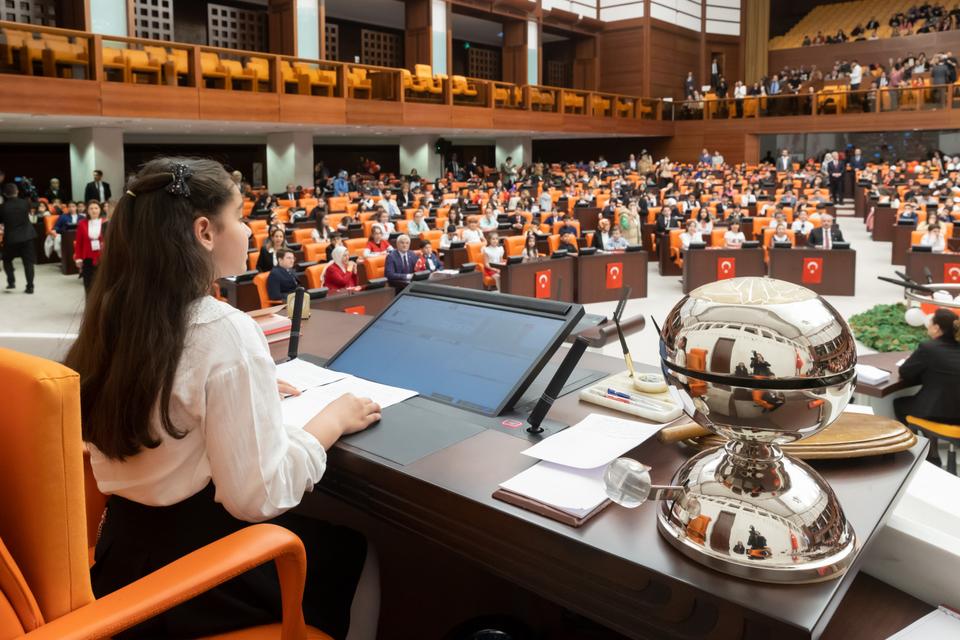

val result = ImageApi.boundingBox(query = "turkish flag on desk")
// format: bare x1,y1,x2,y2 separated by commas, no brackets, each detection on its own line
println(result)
535,269,552,299
717,257,736,280
343,305,366,315
802,257,823,284
944,263,960,284
605,262,624,289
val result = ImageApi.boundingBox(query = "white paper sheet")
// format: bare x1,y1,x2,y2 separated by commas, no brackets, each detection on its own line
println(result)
886,607,960,639
275,358,347,392
843,403,876,416
521,413,665,469
855,363,891,385
280,375,417,428
499,461,608,517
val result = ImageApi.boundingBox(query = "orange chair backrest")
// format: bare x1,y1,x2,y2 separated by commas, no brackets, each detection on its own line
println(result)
687,348,708,371
327,196,348,213
252,232,267,250
552,220,581,237
44,215,58,234
669,228,683,251
763,228,796,247
247,251,259,271
247,219,267,235
292,228,313,244
421,229,442,247
246,56,269,80
363,254,386,280
414,64,433,80
711,228,726,246
504,235,526,257
0,348,94,624
548,234,561,254
303,241,328,262
305,263,326,289
345,237,367,257
465,241,484,265
200,51,222,73
253,272,275,308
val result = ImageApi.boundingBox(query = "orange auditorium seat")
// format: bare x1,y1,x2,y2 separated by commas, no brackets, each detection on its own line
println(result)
504,235,525,257
0,348,330,640
363,254,387,280
305,263,327,289
253,272,282,308
303,242,329,262
345,237,367,257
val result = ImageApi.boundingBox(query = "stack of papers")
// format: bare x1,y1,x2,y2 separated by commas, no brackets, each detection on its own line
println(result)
887,607,960,639
855,363,891,385
498,414,665,518
276,359,417,428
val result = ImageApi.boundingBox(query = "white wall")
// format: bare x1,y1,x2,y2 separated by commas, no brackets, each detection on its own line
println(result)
90,0,129,37
69,128,124,203
266,132,313,192
296,0,320,60
495,137,532,168
431,0,448,75
399,136,441,177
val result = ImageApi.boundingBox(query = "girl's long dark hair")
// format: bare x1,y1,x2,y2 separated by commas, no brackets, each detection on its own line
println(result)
66,157,235,460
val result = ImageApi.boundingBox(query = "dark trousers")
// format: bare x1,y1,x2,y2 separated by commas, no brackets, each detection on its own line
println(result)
2,239,35,288
81,258,97,293
829,179,843,205
894,395,942,464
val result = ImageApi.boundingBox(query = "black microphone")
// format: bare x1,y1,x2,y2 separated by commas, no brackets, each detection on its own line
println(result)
286,287,305,362
923,267,934,284
877,276,935,294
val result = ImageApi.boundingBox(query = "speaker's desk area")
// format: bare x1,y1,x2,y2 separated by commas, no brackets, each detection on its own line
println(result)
271,311,930,640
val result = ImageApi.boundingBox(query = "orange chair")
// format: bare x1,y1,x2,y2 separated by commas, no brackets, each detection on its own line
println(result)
200,51,229,89
248,219,268,236
327,196,348,213
362,254,386,281
247,251,259,271
762,228,797,262
44,214,59,236
345,237,367,258
251,232,267,250
421,229,442,248
253,272,282,308
346,67,372,98
552,220,581,237
292,228,313,244
450,75,478,99
710,228,726,246
303,242,328,262
305,263,327,289
547,234,561,255
687,347,709,397
668,229,684,267
504,235,526,257
0,348,327,640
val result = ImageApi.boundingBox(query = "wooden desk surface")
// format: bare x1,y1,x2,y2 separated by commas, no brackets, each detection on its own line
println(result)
310,286,395,316
855,351,911,399
768,248,857,296
682,248,766,294
575,250,648,303
282,318,929,640
905,250,960,284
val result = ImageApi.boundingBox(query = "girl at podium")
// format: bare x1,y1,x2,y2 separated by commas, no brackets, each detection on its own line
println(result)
66,158,380,639
919,223,946,252
724,220,746,249
521,231,540,262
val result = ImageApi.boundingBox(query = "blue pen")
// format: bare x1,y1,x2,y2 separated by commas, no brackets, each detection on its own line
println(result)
607,388,632,400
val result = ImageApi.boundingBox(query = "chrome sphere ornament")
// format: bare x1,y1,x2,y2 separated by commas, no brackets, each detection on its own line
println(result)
657,277,858,583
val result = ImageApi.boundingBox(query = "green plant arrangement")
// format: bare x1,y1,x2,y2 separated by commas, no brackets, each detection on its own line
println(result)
848,303,928,352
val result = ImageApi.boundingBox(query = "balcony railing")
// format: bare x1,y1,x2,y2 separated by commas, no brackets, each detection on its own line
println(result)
2,20,958,126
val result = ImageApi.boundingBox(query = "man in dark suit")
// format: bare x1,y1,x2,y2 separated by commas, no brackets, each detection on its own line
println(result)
84,169,111,204
847,147,867,171
397,184,414,209
0,183,37,293
807,214,844,249
826,152,845,204
385,233,417,288
446,153,462,179
776,149,792,172
266,249,299,301
275,184,300,202
894,308,960,465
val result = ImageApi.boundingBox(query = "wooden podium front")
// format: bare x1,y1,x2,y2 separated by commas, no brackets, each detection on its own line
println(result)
499,256,575,302
891,223,916,266
682,248,765,293
768,248,857,295
905,250,960,285
871,206,897,242
575,251,648,303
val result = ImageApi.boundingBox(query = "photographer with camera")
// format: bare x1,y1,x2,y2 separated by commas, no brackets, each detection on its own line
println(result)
0,182,37,293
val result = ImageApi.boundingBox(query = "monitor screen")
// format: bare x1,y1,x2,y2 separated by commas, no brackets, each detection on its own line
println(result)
327,293,569,415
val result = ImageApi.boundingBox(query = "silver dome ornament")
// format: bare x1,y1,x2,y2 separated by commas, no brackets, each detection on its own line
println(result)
608,277,859,583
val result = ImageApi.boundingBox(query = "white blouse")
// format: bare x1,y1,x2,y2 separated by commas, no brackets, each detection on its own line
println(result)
88,296,327,522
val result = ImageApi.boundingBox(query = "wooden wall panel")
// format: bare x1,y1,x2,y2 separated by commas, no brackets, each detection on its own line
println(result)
769,31,960,76
706,35,740,87
573,35,598,91
598,22,643,95
405,0,431,69
267,0,296,56
648,20,700,99
502,19,527,85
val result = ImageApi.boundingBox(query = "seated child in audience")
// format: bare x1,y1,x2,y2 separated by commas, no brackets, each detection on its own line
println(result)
769,223,791,246
724,220,746,248
440,225,460,250
482,232,505,288
461,217,484,244
364,225,392,257
557,232,578,255
415,240,443,272
325,232,344,262
920,223,946,252
406,209,430,238
791,210,814,236
680,220,703,251
606,226,630,251
522,231,540,262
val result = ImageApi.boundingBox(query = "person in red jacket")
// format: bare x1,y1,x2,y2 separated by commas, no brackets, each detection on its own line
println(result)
323,244,359,292
74,200,106,293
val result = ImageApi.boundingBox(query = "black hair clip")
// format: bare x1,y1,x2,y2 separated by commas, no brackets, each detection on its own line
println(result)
166,163,193,198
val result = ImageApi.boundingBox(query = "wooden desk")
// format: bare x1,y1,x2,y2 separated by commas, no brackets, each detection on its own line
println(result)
855,351,911,399
499,256,575,301
905,250,960,284
682,248,766,294
60,228,77,275
279,320,930,640
442,246,469,270
426,270,484,290
890,223,916,266
310,286,395,315
217,278,261,312
640,222,657,253
657,235,682,276
572,206,600,233
768,248,857,295
575,251,648,303
871,207,897,242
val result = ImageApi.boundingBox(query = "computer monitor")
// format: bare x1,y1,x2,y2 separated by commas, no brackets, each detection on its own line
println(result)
326,283,584,416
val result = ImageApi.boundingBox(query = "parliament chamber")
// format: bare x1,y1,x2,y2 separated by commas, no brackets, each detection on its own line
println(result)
2,1,960,639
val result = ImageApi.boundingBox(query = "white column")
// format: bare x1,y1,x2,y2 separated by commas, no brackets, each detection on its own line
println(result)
296,0,320,60
526,20,539,85
69,128,124,203
399,136,441,178
266,132,314,193
495,137,532,168
90,0,129,36
430,0,447,75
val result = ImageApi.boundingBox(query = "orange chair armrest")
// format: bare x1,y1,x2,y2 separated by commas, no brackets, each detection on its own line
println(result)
25,524,307,640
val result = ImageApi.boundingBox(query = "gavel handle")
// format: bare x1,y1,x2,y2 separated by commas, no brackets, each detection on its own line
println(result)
658,422,712,444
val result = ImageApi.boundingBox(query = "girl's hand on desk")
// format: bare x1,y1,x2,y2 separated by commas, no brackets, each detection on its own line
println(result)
277,379,300,399
304,393,381,448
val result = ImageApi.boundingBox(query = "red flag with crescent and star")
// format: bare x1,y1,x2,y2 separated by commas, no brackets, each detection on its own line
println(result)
717,256,736,280
945,263,960,284
535,269,552,298
606,262,623,289
802,257,823,284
